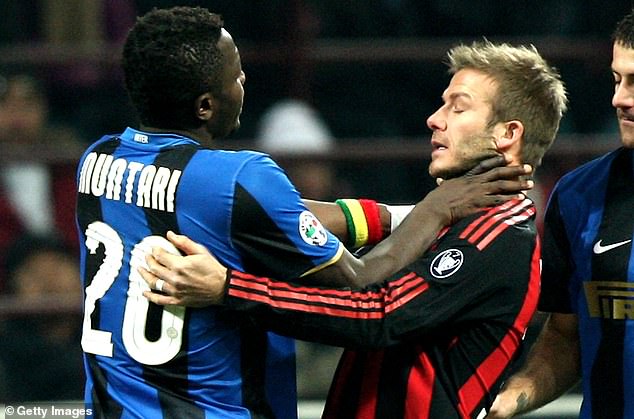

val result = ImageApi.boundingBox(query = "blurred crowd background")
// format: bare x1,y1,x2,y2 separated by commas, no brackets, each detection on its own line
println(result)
0,0,629,410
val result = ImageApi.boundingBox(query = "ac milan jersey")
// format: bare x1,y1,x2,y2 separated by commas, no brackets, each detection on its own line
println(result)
224,198,540,418
539,147,634,419
75,127,342,418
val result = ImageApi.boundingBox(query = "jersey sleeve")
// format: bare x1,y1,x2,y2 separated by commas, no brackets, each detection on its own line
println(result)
538,187,575,313
231,153,342,280
224,199,540,349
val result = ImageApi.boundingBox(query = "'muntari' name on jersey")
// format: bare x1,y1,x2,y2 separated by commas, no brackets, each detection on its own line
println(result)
78,152,181,212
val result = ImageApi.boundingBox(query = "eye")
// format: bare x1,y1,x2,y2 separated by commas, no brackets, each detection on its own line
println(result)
613,72,622,86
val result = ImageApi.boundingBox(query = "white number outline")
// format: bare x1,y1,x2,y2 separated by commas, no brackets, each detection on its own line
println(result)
81,221,185,365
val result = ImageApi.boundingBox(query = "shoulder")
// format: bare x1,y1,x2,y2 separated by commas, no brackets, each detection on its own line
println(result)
550,148,629,217
556,148,626,192
203,149,280,172
453,198,536,250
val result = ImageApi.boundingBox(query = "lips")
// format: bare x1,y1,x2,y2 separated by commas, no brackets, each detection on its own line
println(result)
431,138,448,152
617,110,634,122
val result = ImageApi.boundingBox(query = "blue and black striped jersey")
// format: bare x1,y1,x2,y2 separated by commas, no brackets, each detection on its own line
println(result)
540,147,634,419
75,127,343,418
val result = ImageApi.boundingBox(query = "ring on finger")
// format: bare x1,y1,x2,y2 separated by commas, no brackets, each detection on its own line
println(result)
155,278,165,292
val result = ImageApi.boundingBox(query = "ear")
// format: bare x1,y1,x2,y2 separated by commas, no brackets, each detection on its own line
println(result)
194,93,215,121
494,120,524,154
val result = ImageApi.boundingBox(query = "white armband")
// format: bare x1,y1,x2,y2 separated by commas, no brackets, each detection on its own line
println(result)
386,204,415,232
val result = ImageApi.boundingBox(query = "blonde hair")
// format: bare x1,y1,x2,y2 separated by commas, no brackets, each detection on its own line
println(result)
447,40,568,168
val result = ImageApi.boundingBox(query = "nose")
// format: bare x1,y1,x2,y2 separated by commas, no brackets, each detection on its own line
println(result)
240,71,246,86
427,108,446,131
613,81,634,109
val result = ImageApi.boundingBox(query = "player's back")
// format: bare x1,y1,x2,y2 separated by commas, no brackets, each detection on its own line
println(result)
76,128,297,418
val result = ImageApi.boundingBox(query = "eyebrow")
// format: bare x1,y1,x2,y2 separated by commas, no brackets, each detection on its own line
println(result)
442,91,473,103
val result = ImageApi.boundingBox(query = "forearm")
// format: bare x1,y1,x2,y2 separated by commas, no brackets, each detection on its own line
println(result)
306,198,444,288
351,199,444,287
304,199,392,245
489,313,580,417
225,266,440,348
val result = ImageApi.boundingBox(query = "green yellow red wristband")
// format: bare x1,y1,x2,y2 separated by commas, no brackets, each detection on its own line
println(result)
335,198,370,248
358,199,383,244
335,199,356,247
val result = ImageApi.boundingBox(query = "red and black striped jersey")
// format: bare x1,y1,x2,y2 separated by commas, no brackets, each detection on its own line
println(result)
224,198,540,418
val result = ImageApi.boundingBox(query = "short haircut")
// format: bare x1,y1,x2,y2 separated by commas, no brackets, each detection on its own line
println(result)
447,41,568,169
122,7,225,129
613,9,634,48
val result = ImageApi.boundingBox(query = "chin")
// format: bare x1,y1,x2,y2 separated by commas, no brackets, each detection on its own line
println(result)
619,127,634,148
430,166,463,180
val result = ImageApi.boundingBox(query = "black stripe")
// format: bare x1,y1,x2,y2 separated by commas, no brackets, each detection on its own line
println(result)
138,144,205,419
240,322,276,418
231,183,314,280
375,345,415,418
323,351,369,419
86,354,123,419
144,144,200,236
590,148,634,419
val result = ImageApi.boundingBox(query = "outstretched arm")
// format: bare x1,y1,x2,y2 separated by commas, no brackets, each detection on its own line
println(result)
140,157,533,301
303,161,533,287
141,196,536,349
486,312,581,418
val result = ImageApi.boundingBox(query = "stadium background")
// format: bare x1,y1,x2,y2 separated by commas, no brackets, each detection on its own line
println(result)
0,1,630,417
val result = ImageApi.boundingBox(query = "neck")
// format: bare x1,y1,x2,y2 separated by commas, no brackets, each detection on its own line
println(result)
139,125,213,145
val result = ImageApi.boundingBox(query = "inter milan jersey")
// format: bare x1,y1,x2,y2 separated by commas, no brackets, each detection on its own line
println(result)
75,128,342,419
223,198,540,418
539,147,634,419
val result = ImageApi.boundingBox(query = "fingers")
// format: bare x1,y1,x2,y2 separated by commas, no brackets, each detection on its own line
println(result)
474,164,533,181
465,154,507,175
167,231,209,256
139,265,174,294
145,250,177,283
486,178,534,194
143,290,182,306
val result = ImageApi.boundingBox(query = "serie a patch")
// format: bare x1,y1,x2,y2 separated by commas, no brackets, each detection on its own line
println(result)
298,210,328,246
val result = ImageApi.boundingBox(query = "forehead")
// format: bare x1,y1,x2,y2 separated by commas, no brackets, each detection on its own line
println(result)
218,28,238,60
443,69,497,103
612,42,634,75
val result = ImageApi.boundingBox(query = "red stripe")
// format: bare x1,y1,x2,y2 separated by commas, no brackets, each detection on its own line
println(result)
476,208,535,250
323,350,358,419
405,350,435,419
457,238,541,416
230,274,421,307
467,200,530,245
229,289,385,318
231,270,418,300
459,200,516,240
228,271,431,318
356,351,385,419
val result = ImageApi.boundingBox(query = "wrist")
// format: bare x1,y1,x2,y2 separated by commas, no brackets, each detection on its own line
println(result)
335,199,384,247
221,268,233,304
418,197,452,227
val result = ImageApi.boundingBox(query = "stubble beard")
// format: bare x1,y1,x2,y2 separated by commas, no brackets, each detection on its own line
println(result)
430,132,500,180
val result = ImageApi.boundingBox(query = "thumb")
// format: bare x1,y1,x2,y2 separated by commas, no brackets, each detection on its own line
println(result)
166,231,210,256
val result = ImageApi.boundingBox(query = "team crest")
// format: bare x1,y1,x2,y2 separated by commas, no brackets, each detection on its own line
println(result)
299,211,328,246
430,249,464,279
